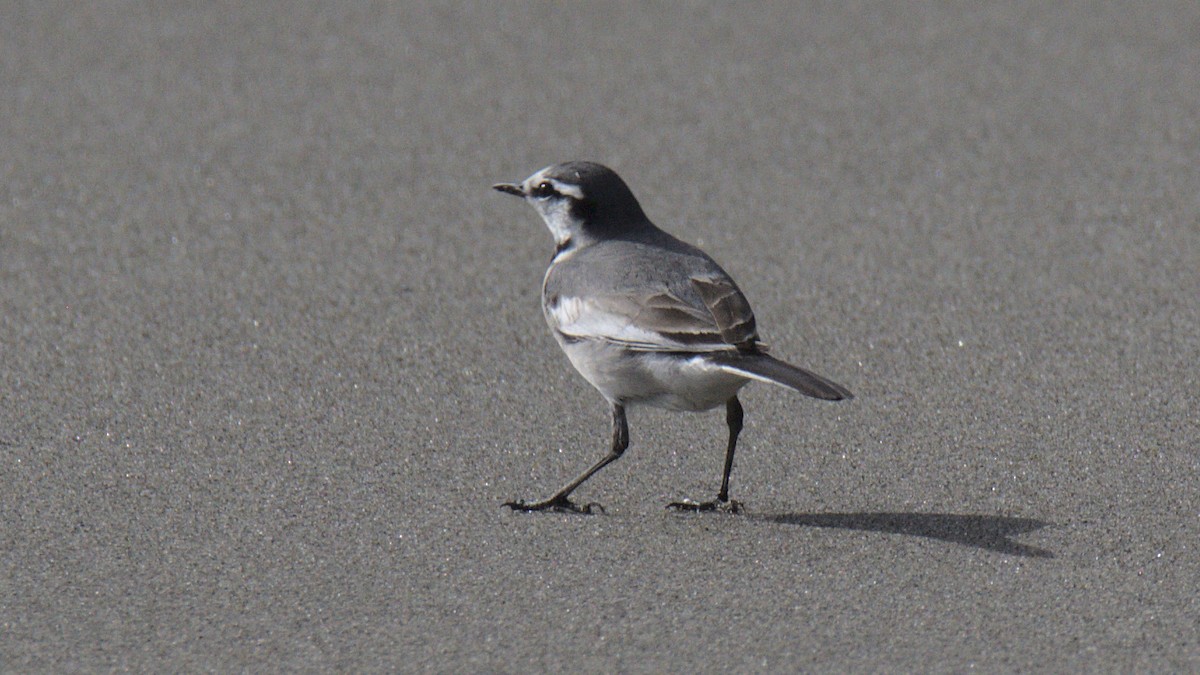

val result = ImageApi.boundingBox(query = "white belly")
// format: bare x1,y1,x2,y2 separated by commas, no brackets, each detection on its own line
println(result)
557,338,748,412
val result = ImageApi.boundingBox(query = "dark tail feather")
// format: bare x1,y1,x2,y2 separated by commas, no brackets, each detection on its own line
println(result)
710,352,853,401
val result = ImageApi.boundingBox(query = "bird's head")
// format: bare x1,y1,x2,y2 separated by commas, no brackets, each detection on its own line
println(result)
493,161,649,249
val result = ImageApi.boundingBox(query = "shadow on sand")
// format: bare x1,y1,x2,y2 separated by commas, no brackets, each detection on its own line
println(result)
749,512,1055,558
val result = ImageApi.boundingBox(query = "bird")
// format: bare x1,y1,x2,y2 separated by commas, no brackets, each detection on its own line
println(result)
493,161,851,513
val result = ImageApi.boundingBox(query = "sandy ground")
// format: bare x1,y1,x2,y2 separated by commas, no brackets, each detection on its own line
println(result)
2,2,1198,671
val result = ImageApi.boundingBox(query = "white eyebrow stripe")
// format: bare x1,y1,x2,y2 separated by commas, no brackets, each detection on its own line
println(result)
546,178,584,200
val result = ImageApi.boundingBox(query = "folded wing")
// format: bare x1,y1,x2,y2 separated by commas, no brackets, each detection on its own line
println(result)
548,293,719,351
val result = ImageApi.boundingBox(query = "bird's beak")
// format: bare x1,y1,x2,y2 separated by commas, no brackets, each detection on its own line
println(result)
492,182,525,197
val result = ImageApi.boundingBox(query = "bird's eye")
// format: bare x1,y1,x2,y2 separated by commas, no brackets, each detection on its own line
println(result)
530,182,557,199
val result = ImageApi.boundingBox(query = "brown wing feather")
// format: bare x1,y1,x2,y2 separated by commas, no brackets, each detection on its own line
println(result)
576,292,723,349
690,276,758,348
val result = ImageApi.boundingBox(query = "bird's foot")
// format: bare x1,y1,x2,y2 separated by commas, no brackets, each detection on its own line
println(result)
504,495,603,514
667,498,743,514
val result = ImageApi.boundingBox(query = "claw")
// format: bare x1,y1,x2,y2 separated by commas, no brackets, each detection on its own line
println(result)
504,496,603,514
667,498,743,514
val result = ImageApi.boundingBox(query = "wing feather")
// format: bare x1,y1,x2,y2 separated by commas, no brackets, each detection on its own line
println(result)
542,236,763,352
691,275,758,347
548,292,726,351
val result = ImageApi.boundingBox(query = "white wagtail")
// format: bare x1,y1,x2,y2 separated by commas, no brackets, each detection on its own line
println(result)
494,161,851,513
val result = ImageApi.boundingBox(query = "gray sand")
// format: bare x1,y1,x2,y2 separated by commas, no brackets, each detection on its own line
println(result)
2,3,1197,671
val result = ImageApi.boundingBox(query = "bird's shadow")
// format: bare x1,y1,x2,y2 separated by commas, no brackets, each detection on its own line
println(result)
747,511,1055,558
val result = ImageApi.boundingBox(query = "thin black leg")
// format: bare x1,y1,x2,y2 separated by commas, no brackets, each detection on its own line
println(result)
668,395,745,513
717,395,744,502
505,403,628,513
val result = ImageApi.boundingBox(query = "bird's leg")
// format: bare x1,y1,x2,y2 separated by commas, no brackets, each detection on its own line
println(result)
505,403,628,514
717,395,743,502
669,396,744,513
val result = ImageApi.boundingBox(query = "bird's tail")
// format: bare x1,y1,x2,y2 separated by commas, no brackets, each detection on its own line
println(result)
709,352,853,401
